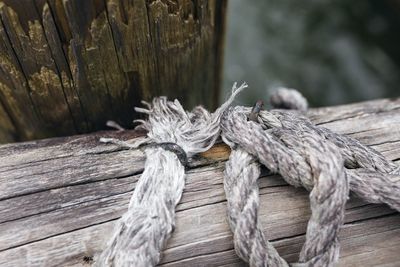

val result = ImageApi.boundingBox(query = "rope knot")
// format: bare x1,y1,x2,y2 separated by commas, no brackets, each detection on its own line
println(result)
221,87,399,267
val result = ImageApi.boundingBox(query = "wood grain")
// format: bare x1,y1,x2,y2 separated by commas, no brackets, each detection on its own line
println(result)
0,98,399,266
0,0,227,142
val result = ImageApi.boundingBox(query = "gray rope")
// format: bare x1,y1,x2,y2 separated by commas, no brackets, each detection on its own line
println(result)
269,87,308,111
224,148,289,267
97,147,185,267
222,106,348,267
222,87,399,266
347,169,400,211
259,109,399,173
96,84,399,266
96,83,247,267
266,88,399,174
254,110,400,210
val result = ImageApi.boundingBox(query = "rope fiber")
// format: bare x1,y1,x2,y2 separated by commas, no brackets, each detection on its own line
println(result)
97,85,399,267
221,87,400,267
96,83,247,267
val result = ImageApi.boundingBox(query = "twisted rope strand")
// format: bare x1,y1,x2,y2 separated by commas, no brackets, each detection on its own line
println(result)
222,106,348,266
255,109,400,211
261,109,399,173
222,107,315,190
285,131,348,266
224,148,289,267
222,87,398,266
347,169,400,211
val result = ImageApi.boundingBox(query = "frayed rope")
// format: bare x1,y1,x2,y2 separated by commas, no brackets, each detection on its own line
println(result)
96,85,399,267
96,82,247,267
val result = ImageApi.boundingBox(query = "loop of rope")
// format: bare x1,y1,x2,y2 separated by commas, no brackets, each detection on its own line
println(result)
97,85,399,266
254,109,400,211
221,87,399,266
222,105,349,267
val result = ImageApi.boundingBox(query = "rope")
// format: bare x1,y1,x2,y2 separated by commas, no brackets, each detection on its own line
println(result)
254,109,400,210
222,106,348,266
221,88,400,266
269,87,308,111
96,83,247,267
96,85,399,266
224,148,289,267
258,110,399,174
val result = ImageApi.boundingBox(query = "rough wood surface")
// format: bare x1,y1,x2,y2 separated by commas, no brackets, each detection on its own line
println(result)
0,0,227,142
0,97,399,267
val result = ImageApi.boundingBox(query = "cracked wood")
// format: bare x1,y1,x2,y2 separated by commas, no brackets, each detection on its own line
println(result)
0,0,227,142
0,97,399,266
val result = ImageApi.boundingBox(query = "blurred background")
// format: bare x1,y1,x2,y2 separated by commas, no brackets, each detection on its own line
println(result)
222,0,400,107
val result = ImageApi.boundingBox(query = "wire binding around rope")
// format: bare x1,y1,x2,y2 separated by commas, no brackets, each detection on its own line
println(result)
146,142,188,166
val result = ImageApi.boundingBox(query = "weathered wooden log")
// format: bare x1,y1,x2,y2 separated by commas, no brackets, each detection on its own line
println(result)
0,0,227,142
0,97,399,267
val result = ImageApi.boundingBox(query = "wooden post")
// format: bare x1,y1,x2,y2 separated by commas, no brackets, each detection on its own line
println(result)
0,0,227,142
0,98,399,266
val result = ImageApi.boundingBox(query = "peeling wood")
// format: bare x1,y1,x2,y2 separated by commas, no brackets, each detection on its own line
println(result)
0,1,76,137
0,98,399,266
0,0,227,142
